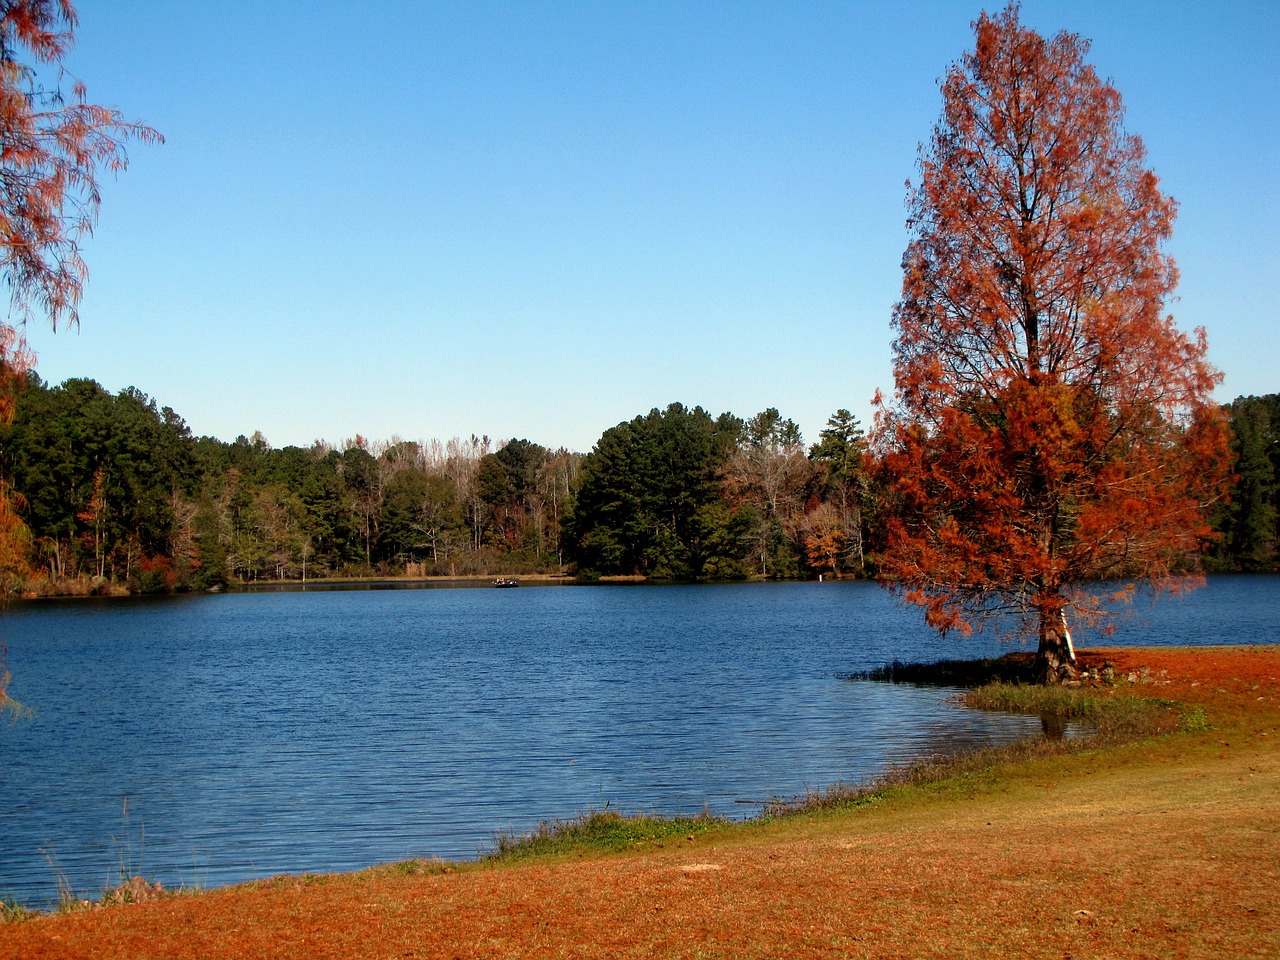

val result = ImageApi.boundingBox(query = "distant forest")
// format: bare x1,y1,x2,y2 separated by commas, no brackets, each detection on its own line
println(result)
0,375,1275,596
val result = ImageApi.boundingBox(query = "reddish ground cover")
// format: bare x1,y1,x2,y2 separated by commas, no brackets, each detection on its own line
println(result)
4,647,1278,960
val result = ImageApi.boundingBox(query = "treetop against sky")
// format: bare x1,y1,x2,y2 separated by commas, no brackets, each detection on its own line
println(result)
15,0,1278,453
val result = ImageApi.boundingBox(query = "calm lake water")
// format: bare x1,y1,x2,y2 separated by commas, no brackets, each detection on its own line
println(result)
2,577,1276,907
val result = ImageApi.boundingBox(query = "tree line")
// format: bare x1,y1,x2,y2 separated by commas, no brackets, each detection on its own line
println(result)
0,374,1272,597
0,376,580,593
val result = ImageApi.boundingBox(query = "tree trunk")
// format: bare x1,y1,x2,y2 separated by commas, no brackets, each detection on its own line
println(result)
1035,606,1078,684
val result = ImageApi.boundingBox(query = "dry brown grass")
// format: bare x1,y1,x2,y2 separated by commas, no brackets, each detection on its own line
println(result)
4,646,1277,959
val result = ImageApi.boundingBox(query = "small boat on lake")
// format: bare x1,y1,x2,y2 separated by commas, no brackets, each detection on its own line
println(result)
493,578,519,588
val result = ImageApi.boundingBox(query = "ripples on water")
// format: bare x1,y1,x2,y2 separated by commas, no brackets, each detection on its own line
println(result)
1,576,1275,906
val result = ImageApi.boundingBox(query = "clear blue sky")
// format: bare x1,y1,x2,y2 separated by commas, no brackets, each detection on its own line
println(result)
18,0,1279,453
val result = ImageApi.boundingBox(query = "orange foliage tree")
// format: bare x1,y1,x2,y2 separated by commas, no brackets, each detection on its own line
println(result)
874,4,1232,682
1,1,160,709
1,0,161,397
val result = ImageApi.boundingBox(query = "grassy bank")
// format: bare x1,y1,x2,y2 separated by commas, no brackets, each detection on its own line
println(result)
3,646,1278,959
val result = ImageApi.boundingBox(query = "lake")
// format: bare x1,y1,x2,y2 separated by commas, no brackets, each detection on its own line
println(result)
2,576,1276,908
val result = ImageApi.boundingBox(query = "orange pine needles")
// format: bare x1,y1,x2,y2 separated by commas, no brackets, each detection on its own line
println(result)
0,0,162,388
875,3,1232,681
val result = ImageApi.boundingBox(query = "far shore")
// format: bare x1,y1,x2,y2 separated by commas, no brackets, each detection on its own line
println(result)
17,570,861,600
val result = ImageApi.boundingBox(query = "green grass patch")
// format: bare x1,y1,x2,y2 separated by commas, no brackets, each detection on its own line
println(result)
1,897,39,923
962,682,1182,739
484,808,725,862
1178,703,1212,732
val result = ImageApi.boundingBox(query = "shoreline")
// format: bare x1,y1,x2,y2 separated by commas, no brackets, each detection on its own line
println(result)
4,645,1278,958
17,569,1279,603
14,571,867,601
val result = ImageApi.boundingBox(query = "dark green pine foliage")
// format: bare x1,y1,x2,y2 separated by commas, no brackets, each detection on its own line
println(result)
809,408,871,575
379,470,463,566
476,438,549,559
1,376,195,582
564,403,749,579
1208,395,1279,571
809,409,865,482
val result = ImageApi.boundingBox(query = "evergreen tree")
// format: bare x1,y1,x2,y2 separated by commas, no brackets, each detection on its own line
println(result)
566,404,746,579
